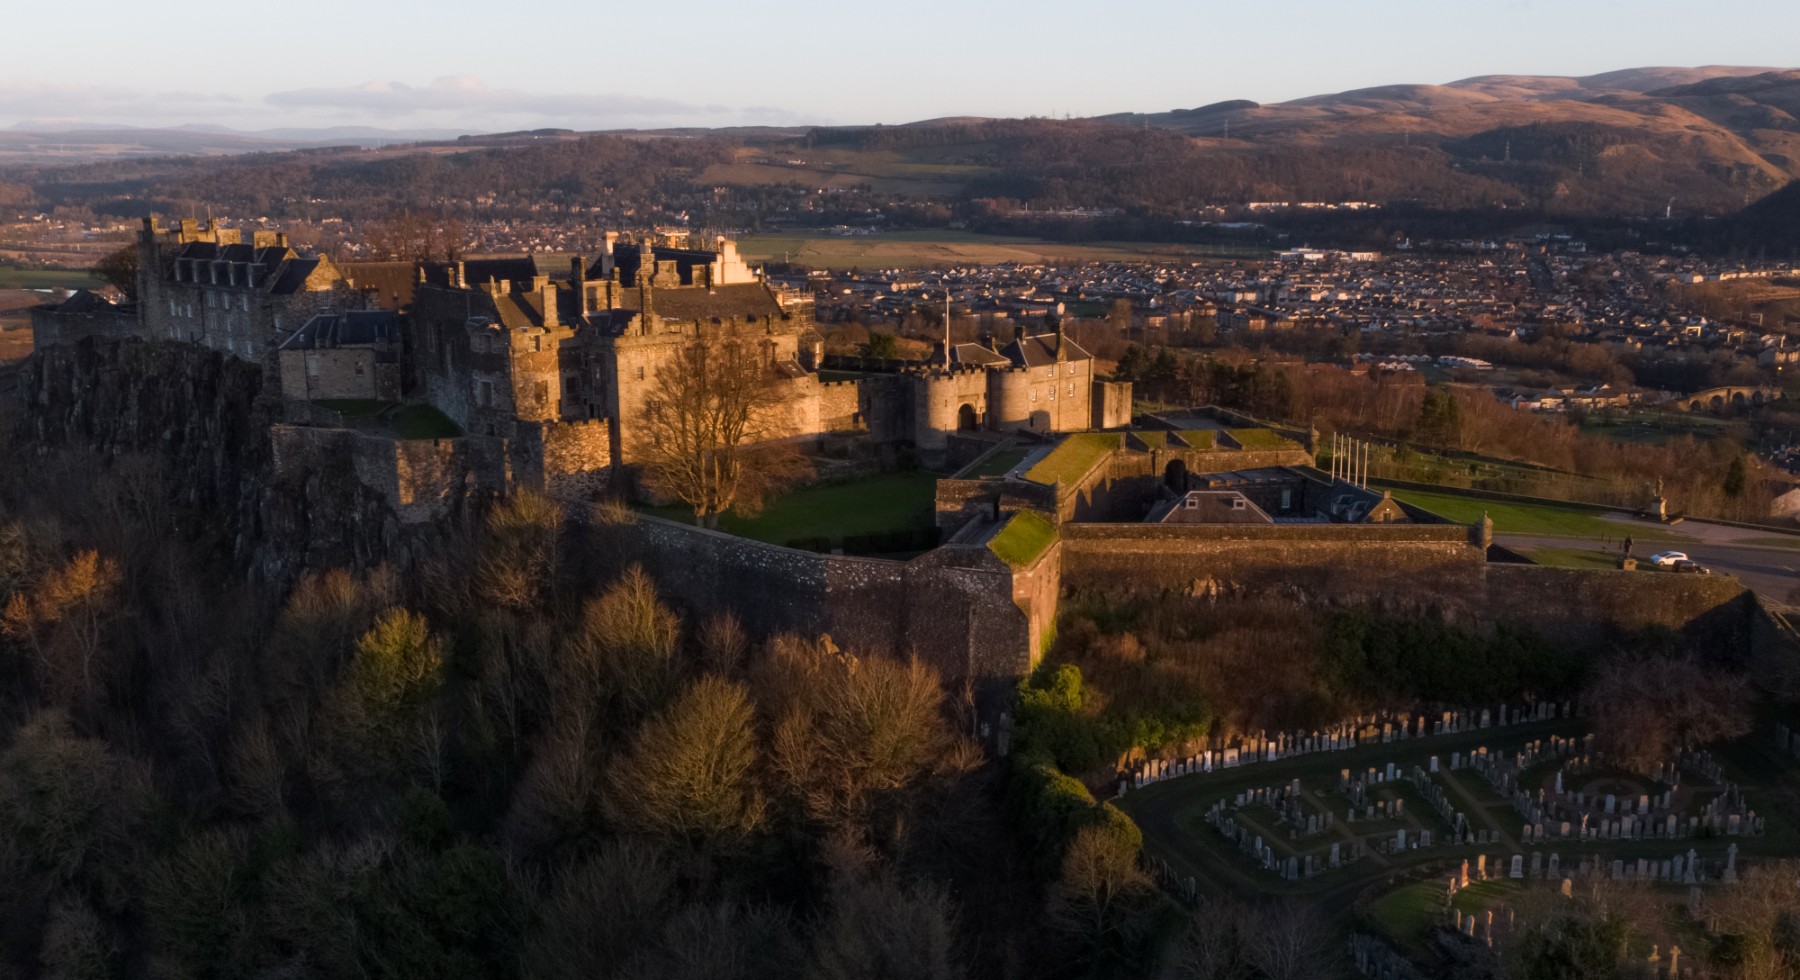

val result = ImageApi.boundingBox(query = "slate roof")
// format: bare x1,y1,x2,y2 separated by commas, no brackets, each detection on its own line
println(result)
268,258,322,295
998,331,1093,368
341,261,420,311
950,342,1010,368
649,282,782,322
279,311,400,350
46,289,116,314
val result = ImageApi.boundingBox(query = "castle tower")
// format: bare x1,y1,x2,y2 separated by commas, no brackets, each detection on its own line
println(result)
913,370,960,467
992,368,1032,429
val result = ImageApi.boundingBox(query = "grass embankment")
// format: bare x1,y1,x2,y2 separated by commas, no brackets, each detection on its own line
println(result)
645,471,938,551
988,511,1057,567
1023,433,1121,487
1392,488,1673,540
1224,427,1298,451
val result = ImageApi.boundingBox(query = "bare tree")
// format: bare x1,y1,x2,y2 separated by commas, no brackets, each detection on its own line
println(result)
1705,859,1800,980
603,675,764,847
1045,821,1159,968
1585,655,1753,772
635,329,810,527
88,246,138,300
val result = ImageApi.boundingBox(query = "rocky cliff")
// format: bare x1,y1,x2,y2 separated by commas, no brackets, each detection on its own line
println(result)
14,338,449,590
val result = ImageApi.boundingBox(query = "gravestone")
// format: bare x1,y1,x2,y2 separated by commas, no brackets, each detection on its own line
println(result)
1510,855,1524,878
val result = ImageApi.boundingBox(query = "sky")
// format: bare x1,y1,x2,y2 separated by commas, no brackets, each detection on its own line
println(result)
2,0,1797,133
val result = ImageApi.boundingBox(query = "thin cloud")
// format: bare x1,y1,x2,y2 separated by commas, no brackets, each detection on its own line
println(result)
0,80,244,127
264,76,805,127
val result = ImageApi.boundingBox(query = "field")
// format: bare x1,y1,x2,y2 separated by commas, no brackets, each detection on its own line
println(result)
643,471,938,552
736,230,1264,270
1580,409,1747,447
0,266,104,290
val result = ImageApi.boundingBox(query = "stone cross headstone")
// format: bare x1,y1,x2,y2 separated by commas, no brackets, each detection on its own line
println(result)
1724,843,1739,884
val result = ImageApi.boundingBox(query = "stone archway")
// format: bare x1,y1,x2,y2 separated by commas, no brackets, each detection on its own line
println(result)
1164,458,1189,492
1711,395,1726,412
957,403,979,431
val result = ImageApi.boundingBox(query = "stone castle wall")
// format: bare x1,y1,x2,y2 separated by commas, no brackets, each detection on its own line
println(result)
606,514,1035,692
1058,522,1485,604
29,305,138,350
272,424,493,524
515,418,613,499
1056,521,1753,646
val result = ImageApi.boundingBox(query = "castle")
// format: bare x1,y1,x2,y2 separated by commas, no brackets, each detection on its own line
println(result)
30,218,1133,494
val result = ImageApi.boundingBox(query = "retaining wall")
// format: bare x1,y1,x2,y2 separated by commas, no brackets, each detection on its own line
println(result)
606,515,1038,691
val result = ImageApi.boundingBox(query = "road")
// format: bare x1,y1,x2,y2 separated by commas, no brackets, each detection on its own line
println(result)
1498,513,1800,600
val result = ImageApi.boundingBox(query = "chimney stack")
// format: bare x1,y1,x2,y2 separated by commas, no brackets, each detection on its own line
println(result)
571,256,588,318
540,277,559,329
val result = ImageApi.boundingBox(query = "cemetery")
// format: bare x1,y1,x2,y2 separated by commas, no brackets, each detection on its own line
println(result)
1115,700,1800,975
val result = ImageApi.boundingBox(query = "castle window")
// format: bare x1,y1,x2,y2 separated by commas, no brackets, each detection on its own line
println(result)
1046,366,1054,377
168,299,176,316
354,361,365,377
1031,391,1038,402
1068,383,1075,397
1048,387,1055,400
1185,497,1198,509
479,381,493,407
637,366,645,381
535,381,549,404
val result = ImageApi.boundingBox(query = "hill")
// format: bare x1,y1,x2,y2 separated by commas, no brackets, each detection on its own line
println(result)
8,66,1800,232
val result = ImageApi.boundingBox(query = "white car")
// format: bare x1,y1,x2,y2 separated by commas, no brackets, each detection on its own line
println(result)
1649,551,1688,567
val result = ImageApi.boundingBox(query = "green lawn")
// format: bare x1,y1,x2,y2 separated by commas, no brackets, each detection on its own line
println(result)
962,448,1028,479
988,510,1057,567
1225,427,1298,451
390,405,461,440
1518,546,1626,570
1364,881,1446,952
315,398,386,420
0,266,106,290
1392,488,1675,540
1023,433,1120,487
645,471,938,549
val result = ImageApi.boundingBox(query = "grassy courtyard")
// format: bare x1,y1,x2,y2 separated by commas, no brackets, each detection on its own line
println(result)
643,470,938,553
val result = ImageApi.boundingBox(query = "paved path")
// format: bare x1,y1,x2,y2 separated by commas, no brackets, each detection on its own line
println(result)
1498,517,1800,599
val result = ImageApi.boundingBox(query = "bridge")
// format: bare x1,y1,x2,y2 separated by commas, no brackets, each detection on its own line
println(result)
1682,386,1786,413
